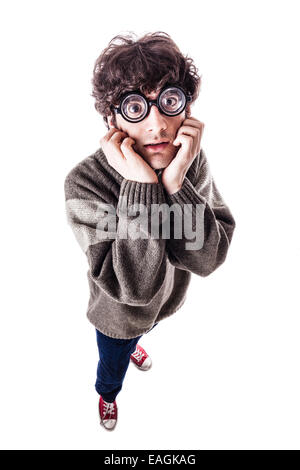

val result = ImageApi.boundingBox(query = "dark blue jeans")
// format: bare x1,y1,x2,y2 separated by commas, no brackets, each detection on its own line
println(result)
95,323,158,403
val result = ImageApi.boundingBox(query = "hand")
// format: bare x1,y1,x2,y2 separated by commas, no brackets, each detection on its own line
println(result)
100,127,158,184
161,117,205,194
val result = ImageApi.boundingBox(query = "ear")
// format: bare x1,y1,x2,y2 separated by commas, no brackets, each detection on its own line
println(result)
185,104,191,119
107,114,115,129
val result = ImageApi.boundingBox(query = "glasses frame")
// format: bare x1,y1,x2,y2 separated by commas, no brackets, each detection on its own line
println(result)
111,85,192,123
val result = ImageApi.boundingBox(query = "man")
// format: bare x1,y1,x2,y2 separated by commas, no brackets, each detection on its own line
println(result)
64,32,236,431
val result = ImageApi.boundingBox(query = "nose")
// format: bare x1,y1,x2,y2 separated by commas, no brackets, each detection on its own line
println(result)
146,104,168,132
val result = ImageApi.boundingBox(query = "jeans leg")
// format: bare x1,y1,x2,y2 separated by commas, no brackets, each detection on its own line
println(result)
95,329,142,402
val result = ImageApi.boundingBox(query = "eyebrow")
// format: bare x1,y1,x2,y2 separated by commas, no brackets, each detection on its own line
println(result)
119,89,160,102
139,89,161,99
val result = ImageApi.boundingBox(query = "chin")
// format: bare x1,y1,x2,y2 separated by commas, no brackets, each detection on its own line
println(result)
143,152,174,169
151,155,174,169
148,161,166,170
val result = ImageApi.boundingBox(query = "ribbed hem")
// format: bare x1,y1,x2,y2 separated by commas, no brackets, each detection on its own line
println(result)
165,176,206,206
118,179,166,215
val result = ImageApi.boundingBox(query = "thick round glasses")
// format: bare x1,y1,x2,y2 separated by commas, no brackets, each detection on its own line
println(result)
112,85,192,123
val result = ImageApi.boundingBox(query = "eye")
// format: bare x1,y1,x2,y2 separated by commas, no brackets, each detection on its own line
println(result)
121,94,146,120
161,94,181,112
164,97,178,108
128,103,142,115
159,87,185,114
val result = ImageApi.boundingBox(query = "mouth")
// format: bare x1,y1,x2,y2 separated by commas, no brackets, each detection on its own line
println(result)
144,141,170,151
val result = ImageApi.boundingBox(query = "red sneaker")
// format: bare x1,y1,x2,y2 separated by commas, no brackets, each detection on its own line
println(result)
99,396,118,431
130,344,152,371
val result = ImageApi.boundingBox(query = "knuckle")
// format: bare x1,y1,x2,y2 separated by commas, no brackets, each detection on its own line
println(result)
121,137,130,146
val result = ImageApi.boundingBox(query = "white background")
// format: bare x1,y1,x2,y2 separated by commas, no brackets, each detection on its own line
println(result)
0,0,299,450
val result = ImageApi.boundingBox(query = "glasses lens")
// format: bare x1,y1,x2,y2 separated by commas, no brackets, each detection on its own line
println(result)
121,94,147,122
159,87,186,115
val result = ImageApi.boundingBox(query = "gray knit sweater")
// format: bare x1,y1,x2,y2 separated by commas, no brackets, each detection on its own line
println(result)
64,146,236,339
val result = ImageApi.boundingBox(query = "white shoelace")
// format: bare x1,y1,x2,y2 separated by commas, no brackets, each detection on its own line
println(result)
103,401,115,418
132,349,144,362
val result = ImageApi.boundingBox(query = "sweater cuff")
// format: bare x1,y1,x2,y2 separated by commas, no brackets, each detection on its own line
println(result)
117,179,165,216
165,176,206,206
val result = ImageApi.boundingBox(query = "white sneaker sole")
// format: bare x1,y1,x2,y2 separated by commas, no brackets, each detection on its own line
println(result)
131,356,152,371
100,419,117,431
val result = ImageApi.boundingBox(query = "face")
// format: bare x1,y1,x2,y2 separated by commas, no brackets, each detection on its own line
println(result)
107,87,191,170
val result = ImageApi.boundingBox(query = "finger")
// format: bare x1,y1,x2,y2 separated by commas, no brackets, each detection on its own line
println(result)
110,130,128,144
173,134,193,147
185,116,201,122
183,118,205,129
177,125,200,138
173,127,200,146
120,137,138,159
100,128,119,145
106,127,120,138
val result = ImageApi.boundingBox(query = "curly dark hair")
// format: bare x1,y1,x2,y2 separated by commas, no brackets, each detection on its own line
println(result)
91,31,202,129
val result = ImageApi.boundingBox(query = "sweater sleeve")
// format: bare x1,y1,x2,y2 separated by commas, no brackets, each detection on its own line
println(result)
64,174,168,306
163,148,236,277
